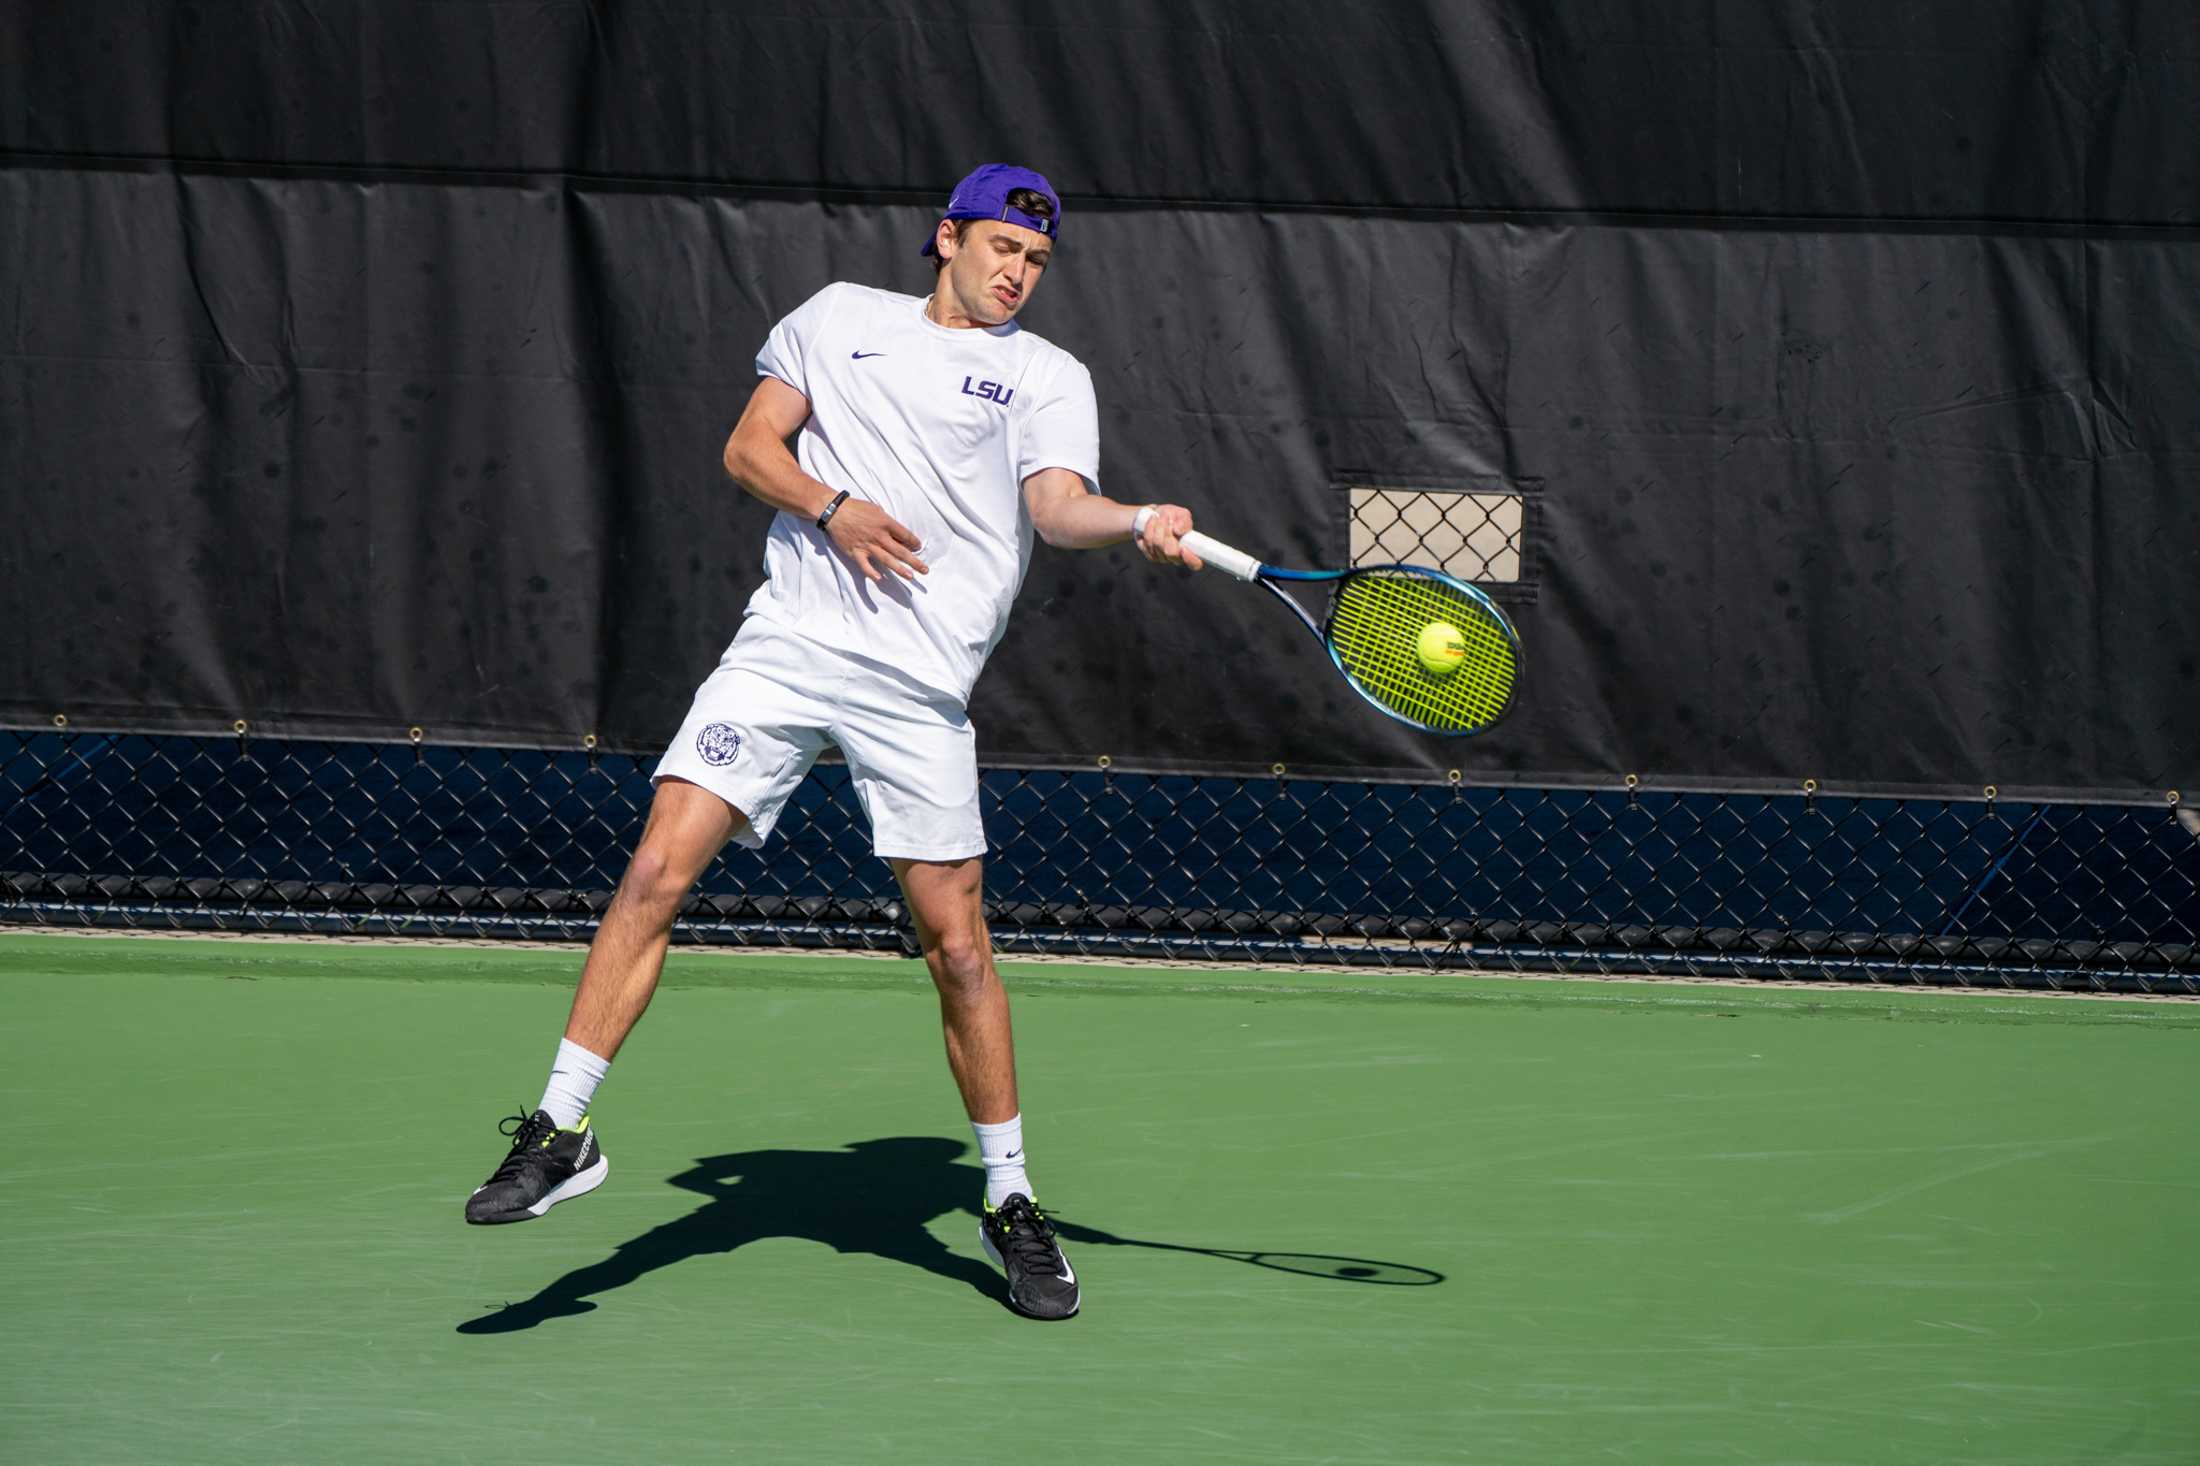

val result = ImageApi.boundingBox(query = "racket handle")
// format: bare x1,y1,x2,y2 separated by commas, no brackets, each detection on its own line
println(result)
1177,530,1262,582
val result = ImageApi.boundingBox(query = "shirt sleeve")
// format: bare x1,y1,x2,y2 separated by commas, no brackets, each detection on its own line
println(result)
1017,354,1101,492
754,283,844,399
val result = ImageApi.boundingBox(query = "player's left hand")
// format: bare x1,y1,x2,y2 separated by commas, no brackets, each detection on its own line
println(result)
1135,503,1202,571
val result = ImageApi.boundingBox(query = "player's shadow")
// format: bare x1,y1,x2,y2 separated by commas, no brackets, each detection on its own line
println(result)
457,1136,1445,1334
458,1136,1000,1333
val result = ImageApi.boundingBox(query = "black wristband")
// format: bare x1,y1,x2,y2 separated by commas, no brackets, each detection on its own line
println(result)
815,490,851,530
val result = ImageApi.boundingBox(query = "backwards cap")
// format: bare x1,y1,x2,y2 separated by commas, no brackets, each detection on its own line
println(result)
920,163,1062,257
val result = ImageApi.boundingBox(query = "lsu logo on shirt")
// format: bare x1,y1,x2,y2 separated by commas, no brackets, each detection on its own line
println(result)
960,376,1015,407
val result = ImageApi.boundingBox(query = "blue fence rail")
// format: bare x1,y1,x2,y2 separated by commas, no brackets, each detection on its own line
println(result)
3,731,2194,993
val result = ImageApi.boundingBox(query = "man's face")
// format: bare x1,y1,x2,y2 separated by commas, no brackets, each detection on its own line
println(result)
935,219,1054,325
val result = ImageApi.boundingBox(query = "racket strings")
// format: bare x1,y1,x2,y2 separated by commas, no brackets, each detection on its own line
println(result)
1325,571,1517,734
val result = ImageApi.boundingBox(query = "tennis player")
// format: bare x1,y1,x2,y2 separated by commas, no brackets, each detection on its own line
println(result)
464,165,1200,1321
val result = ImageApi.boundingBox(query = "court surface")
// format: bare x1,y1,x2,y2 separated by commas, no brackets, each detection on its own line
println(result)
3,932,2196,1465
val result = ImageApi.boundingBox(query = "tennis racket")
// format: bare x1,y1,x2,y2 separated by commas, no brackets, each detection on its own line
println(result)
1148,513,1522,736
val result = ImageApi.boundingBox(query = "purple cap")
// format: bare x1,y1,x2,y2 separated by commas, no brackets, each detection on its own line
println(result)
919,163,1062,256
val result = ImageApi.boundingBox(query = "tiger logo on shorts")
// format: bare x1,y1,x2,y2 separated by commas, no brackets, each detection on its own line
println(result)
696,722,743,767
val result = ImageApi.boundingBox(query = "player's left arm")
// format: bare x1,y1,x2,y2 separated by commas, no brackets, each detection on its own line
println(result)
1022,468,1204,569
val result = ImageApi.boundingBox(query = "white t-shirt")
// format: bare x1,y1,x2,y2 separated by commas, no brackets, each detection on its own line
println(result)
748,282,1101,702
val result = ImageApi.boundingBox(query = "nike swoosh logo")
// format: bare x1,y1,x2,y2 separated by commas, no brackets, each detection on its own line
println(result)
851,351,885,360
1004,1150,1021,1161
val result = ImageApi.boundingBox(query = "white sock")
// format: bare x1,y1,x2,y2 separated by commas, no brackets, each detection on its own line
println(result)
538,1038,610,1129
972,1114,1031,1209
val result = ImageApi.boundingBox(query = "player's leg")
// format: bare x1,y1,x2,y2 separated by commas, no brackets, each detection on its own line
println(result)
890,858,1077,1321
466,618,830,1226
562,777,746,1059
465,778,745,1225
893,855,1018,1125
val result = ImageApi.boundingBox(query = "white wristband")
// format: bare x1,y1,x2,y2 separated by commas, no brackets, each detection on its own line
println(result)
1131,504,1156,539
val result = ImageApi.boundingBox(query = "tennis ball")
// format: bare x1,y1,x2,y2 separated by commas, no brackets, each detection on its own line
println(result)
1416,620,1468,675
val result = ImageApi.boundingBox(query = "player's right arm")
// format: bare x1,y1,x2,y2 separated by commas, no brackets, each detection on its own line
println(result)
721,376,928,582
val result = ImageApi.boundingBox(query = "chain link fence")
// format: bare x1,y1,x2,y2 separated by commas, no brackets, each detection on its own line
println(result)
4,727,2194,993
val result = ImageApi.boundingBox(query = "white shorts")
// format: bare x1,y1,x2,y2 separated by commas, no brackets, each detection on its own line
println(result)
653,616,986,861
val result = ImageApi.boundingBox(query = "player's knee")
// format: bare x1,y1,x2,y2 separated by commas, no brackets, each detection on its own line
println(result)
928,929,993,998
619,843,696,916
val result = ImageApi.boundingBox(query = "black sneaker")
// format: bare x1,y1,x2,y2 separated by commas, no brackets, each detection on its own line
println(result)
980,1193,1080,1320
464,1110,609,1225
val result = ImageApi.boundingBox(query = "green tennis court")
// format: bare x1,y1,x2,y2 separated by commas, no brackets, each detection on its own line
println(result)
4,931,2196,1463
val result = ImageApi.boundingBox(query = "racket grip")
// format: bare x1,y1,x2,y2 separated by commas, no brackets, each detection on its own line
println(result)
1177,530,1262,581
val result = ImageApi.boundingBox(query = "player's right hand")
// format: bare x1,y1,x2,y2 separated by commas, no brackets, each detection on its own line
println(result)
825,498,930,582
1134,503,1201,571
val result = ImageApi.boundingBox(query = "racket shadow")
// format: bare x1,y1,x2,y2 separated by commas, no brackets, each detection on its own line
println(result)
1050,1217,1445,1286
